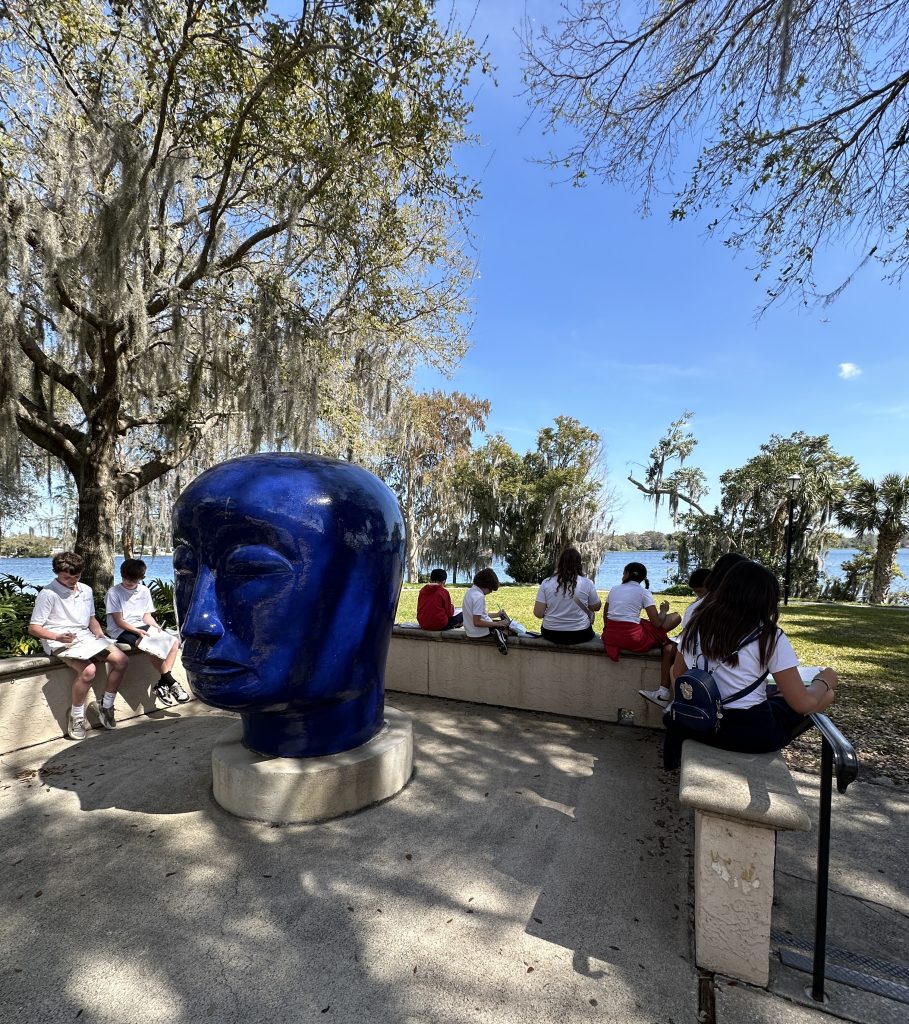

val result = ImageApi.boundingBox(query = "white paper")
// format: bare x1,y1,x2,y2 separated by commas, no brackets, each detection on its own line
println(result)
61,636,115,661
798,665,823,686
137,630,177,660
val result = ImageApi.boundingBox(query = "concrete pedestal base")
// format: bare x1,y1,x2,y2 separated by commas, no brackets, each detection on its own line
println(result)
211,707,414,823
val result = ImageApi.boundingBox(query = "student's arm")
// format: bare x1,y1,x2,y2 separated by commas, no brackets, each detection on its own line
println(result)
88,615,106,639
600,601,608,626
28,622,77,643
773,666,837,715
142,612,160,629
112,611,145,637
587,591,602,612
644,603,663,627
645,601,680,630
533,600,546,619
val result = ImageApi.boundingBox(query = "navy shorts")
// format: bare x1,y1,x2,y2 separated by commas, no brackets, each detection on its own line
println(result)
116,625,150,648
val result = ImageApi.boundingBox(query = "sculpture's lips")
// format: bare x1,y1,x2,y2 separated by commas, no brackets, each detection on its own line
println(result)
184,659,247,677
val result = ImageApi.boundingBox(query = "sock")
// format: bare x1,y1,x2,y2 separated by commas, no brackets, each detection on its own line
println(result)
71,703,85,721
159,672,174,687
658,687,671,700
102,691,116,709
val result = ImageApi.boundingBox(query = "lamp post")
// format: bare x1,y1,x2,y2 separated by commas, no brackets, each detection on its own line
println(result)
783,473,801,606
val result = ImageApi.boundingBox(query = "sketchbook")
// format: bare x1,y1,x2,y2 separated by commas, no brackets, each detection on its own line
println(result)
60,636,115,661
137,629,177,660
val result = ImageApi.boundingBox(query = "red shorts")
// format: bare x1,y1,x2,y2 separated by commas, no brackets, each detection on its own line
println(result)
602,619,672,662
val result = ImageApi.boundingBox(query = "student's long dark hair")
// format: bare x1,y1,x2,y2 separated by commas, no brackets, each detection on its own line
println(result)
704,551,747,591
683,561,781,668
555,547,583,596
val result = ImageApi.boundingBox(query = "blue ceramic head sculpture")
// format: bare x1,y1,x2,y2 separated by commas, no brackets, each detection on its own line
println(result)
172,453,404,758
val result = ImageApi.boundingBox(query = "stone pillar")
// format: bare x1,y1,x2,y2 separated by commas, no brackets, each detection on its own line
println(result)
693,810,777,985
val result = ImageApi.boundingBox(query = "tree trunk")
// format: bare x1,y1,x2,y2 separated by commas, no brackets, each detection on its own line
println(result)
75,464,121,600
870,528,900,604
120,517,134,559
403,507,419,583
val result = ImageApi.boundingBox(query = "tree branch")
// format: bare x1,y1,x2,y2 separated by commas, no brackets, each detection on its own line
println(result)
627,473,712,517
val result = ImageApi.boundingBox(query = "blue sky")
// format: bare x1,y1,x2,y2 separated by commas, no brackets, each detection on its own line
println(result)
413,1,909,532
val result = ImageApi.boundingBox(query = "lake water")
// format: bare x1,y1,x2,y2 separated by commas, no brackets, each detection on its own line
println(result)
3,549,906,591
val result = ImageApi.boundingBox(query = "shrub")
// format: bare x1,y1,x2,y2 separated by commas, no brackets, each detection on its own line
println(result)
148,578,177,629
0,575,41,656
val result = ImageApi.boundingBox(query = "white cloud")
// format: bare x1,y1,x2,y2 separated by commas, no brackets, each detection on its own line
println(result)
839,362,862,379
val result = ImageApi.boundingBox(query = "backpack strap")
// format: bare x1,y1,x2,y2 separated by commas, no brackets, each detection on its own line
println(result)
719,670,769,707
699,626,769,706
720,627,762,663
570,589,595,624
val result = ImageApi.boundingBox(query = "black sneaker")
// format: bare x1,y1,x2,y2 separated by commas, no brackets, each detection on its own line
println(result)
154,681,176,706
493,629,508,655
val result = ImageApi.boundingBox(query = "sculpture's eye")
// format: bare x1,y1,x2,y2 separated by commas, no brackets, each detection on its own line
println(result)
173,544,198,577
223,544,293,578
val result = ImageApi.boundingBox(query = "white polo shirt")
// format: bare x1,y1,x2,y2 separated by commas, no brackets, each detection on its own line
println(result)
30,579,96,655
105,582,155,639
462,585,493,638
535,575,599,631
605,581,655,622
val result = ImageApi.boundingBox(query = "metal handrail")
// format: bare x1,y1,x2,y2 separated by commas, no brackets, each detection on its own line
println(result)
811,712,859,793
807,712,859,1002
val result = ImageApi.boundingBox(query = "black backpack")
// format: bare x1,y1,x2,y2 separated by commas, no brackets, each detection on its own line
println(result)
667,627,768,733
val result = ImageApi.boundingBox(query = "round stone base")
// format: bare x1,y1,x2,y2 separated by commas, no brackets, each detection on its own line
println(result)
211,707,414,823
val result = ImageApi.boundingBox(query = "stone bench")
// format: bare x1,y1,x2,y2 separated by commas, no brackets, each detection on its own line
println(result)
386,625,666,728
0,647,192,754
679,739,811,985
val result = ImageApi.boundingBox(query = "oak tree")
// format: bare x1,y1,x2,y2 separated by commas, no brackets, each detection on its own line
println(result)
0,0,481,590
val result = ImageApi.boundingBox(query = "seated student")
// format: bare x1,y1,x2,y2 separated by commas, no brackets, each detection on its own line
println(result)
534,547,601,645
462,567,514,654
106,558,189,706
675,557,745,626
663,560,837,770
679,566,711,630
417,569,463,631
599,561,681,706
28,551,129,740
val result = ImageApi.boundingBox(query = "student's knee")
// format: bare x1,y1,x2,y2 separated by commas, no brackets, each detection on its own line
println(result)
108,649,129,669
79,662,97,683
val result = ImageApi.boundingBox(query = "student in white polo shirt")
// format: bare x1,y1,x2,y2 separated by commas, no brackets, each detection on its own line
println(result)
28,551,129,741
462,567,514,654
106,558,189,706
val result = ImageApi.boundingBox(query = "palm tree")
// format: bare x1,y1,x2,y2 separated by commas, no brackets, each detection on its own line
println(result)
837,474,909,603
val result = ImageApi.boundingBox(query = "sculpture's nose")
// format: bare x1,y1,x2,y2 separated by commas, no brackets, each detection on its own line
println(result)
180,566,225,642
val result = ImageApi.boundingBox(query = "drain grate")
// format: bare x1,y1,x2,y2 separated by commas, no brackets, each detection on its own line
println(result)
772,932,909,1005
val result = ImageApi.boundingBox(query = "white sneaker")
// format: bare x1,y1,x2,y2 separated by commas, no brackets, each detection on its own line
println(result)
639,688,671,708
66,708,86,741
168,680,191,704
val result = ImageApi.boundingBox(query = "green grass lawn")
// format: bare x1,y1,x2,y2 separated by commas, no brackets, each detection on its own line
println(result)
396,585,909,785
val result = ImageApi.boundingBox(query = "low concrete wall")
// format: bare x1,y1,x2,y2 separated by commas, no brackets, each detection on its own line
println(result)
0,648,192,753
1,627,664,754
386,627,666,728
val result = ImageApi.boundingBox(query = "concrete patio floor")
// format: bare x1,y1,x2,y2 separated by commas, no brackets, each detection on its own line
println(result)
0,693,905,1024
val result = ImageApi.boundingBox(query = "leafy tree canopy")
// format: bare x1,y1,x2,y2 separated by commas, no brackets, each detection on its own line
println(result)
523,1,909,305
0,0,482,590
377,388,489,582
634,416,859,594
